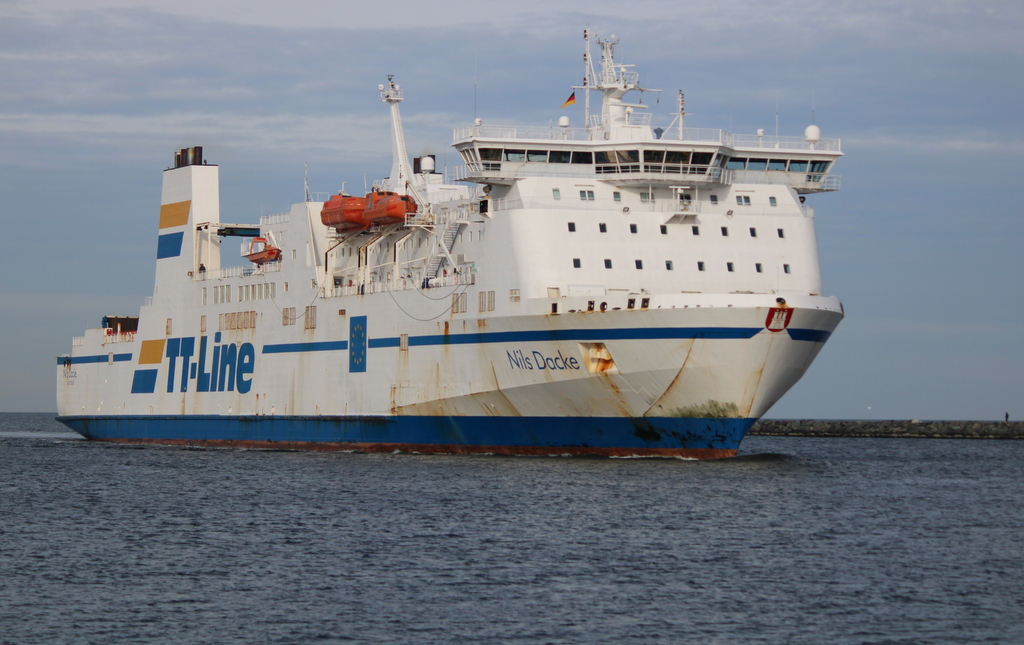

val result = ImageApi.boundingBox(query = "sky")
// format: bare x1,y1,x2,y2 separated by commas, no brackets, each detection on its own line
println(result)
2,0,1022,418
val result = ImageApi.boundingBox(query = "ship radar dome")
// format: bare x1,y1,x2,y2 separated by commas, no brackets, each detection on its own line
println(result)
558,116,570,128
804,124,821,143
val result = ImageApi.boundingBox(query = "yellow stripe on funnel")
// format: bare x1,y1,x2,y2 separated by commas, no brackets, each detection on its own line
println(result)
159,200,191,229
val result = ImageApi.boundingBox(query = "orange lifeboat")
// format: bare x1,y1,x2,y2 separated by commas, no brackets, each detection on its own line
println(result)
363,191,417,224
246,237,282,264
321,194,371,231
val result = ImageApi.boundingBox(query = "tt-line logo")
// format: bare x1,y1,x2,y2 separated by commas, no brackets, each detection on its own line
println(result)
163,334,256,394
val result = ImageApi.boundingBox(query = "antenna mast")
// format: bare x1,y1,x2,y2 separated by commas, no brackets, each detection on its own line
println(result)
304,162,310,202
380,75,411,192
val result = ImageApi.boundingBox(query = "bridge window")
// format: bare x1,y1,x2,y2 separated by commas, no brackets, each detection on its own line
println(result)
527,150,548,162
504,149,526,162
643,150,664,162
768,159,787,171
479,148,501,161
571,151,594,164
747,158,768,171
726,158,746,170
641,192,654,203
665,151,689,164
810,160,831,173
788,160,808,172
549,150,571,164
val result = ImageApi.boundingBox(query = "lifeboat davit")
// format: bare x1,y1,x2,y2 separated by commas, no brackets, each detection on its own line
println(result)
246,237,282,264
321,194,371,231
364,191,417,224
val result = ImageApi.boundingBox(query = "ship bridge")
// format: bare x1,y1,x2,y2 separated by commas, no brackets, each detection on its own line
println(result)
451,31,840,194
451,125,842,194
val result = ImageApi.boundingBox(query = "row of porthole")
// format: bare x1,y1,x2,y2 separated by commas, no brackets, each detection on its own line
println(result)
568,221,786,238
571,258,792,273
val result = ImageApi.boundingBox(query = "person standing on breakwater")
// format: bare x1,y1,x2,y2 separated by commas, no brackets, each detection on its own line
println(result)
1006,412,1010,423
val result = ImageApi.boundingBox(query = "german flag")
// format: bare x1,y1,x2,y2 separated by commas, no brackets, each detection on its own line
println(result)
561,92,577,109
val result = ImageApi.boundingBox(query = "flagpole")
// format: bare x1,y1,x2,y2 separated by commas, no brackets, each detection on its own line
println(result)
583,27,591,135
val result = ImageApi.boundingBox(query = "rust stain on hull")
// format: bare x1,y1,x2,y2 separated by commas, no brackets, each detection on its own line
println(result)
90,437,738,459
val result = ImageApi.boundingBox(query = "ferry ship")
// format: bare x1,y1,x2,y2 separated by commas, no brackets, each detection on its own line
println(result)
56,31,843,458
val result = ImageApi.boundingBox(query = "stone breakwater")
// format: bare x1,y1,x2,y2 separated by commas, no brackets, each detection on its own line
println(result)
749,420,1024,439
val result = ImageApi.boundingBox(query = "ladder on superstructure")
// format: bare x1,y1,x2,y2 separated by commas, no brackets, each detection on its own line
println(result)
425,220,464,278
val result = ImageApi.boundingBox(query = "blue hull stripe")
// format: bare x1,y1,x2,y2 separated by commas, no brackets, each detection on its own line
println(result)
56,415,755,453
257,326,829,356
787,328,832,343
264,340,349,354
58,353,133,365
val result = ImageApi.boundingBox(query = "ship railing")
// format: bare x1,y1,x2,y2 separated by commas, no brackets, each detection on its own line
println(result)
72,336,84,347
727,170,842,192
454,124,591,142
193,262,283,281
731,134,842,152
453,123,841,152
260,212,290,226
306,192,330,203
102,331,137,345
326,271,472,299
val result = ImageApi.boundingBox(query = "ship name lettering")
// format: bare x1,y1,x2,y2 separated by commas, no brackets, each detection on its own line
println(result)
506,348,579,371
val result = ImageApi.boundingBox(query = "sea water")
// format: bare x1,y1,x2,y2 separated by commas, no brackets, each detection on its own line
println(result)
2,412,1022,644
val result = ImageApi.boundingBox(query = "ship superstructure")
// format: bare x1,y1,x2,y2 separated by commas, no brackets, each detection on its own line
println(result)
57,31,843,458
